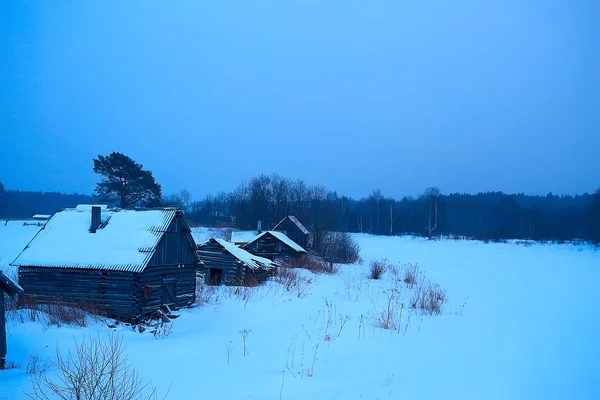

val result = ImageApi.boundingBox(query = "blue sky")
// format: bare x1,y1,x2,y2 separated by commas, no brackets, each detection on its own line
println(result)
1,1,599,199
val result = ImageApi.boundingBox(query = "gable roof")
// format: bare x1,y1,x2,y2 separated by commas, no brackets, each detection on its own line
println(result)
10,206,190,273
244,231,307,253
273,216,310,235
199,238,278,271
0,271,22,295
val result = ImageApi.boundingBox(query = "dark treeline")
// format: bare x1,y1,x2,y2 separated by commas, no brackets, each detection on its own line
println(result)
180,174,600,243
0,184,94,219
1,176,599,243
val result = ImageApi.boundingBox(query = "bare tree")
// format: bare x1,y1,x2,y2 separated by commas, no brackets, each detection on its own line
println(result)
423,187,440,238
28,333,167,400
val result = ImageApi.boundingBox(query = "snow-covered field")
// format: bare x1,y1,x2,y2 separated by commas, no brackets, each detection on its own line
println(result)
0,223,598,399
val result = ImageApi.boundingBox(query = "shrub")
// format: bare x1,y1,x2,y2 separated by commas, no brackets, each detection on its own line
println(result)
28,333,168,400
314,232,360,264
368,260,386,280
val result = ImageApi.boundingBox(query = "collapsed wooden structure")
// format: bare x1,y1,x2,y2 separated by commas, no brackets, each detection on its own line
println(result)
197,238,278,286
0,271,22,369
11,205,199,322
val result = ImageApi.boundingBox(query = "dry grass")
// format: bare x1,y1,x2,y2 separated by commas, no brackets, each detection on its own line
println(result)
290,254,339,275
275,267,312,298
410,282,447,315
11,297,106,328
403,263,421,289
195,278,219,305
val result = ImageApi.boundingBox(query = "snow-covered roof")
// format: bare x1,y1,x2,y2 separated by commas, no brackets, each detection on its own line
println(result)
11,206,182,273
245,231,307,253
273,215,310,235
210,238,277,270
32,214,52,220
231,230,259,244
0,270,22,295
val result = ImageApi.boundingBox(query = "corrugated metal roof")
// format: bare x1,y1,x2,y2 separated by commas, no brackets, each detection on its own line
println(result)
245,231,307,253
11,207,179,273
0,271,22,295
198,238,277,271
273,215,310,235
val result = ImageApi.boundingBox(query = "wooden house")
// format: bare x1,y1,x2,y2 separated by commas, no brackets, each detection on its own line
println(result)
11,205,199,323
197,238,278,286
242,231,307,264
0,271,22,369
272,216,312,249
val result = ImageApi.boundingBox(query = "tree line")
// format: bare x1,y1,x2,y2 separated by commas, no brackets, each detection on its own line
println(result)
180,174,600,243
0,184,93,220
1,152,599,243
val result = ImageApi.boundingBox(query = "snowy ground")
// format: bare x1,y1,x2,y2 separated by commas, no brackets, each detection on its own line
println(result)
0,224,598,399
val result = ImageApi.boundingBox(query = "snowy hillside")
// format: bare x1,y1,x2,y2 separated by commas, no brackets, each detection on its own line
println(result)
0,223,598,399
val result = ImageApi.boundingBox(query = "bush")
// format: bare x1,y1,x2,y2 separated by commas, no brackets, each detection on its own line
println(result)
28,333,167,400
314,232,360,264
369,260,386,280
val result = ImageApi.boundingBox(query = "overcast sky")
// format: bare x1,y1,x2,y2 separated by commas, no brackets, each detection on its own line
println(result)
1,1,598,200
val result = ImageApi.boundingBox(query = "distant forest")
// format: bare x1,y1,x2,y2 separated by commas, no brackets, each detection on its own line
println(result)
1,177,599,243
178,175,600,243
0,183,94,219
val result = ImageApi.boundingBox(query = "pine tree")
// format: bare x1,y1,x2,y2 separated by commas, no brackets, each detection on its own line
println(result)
93,152,162,208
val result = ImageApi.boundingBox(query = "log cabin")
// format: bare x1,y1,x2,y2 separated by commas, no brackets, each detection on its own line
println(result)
242,230,307,264
197,238,278,286
11,205,199,323
272,215,312,249
0,271,22,369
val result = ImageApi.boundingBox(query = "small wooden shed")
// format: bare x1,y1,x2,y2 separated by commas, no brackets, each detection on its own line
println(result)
242,231,307,264
273,216,312,249
0,271,22,369
197,238,277,286
11,205,199,323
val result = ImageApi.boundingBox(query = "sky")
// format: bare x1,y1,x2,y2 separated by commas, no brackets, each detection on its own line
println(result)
1,1,599,200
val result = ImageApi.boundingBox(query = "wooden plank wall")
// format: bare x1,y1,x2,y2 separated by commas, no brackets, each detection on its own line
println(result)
197,240,244,285
245,233,295,263
150,215,198,266
276,219,308,249
139,264,196,317
18,267,138,320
